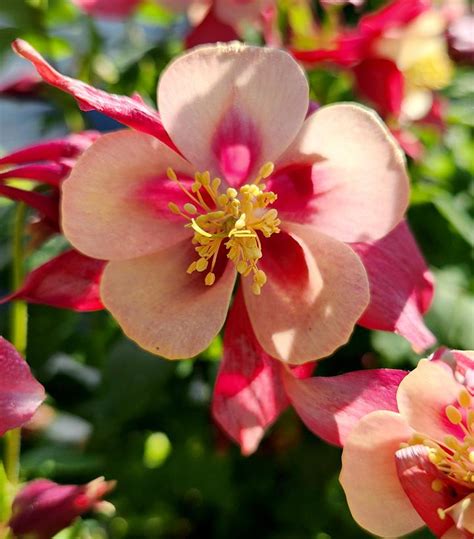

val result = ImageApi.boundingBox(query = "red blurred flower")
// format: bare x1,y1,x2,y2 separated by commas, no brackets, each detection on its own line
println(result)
0,132,105,311
9,477,115,539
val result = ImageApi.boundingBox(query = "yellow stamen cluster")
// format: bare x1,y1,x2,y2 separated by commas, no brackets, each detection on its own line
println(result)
405,388,474,492
167,163,280,294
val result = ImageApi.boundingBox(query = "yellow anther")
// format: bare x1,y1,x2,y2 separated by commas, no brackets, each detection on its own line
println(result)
260,162,274,179
236,261,248,274
168,202,181,215
184,203,197,214
446,405,463,425
217,194,228,206
255,270,267,287
469,451,474,463
196,258,208,272
167,167,177,181
192,182,201,193
186,261,197,274
201,171,211,186
437,508,446,520
226,187,238,199
251,282,261,295
212,177,221,192
431,479,444,492
459,389,471,409
205,272,216,286
191,218,213,238
234,214,247,230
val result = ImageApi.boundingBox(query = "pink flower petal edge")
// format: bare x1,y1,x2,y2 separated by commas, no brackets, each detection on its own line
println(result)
0,337,45,436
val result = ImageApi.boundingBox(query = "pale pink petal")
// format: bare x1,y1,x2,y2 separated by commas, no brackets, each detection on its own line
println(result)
0,337,45,436
397,360,465,441
340,410,424,537
0,250,105,312
243,223,369,364
395,445,462,537
158,43,308,185
212,289,289,455
353,221,435,352
442,526,467,539
283,368,407,446
62,130,193,261
276,103,409,243
12,40,175,147
101,241,236,359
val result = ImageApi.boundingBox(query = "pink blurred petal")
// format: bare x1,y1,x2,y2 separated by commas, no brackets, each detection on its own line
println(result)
12,40,175,149
243,224,369,364
391,128,425,160
212,289,290,455
0,132,99,167
358,0,431,38
353,57,404,116
72,0,142,18
395,444,463,537
0,337,45,436
340,410,424,537
352,221,435,352
185,8,239,48
0,184,59,225
0,250,105,311
283,368,407,446
0,163,71,186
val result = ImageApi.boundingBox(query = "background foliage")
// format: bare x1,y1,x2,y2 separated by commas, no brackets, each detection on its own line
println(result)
0,1,473,537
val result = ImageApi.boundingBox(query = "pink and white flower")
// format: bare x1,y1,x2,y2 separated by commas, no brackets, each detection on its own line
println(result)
12,39,434,367
340,350,474,538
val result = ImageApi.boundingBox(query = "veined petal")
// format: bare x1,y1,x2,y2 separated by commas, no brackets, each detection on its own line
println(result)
0,337,45,436
158,43,308,185
101,241,236,359
340,411,424,537
243,224,369,364
0,250,105,312
395,445,462,537
62,130,193,261
277,103,409,243
212,289,290,455
12,39,175,147
397,359,466,441
353,221,435,352
283,368,407,446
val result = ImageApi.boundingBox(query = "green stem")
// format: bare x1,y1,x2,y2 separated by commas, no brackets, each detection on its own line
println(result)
4,203,28,485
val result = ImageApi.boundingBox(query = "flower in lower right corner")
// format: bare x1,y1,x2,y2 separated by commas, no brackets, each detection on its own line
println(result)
340,350,474,539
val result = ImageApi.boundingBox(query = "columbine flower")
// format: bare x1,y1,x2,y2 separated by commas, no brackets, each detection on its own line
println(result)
340,350,474,538
12,40,434,364
9,477,115,539
55,41,416,364
0,337,44,436
0,133,105,311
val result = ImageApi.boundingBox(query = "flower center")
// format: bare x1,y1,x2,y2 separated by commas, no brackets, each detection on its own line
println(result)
167,163,280,295
405,388,474,494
